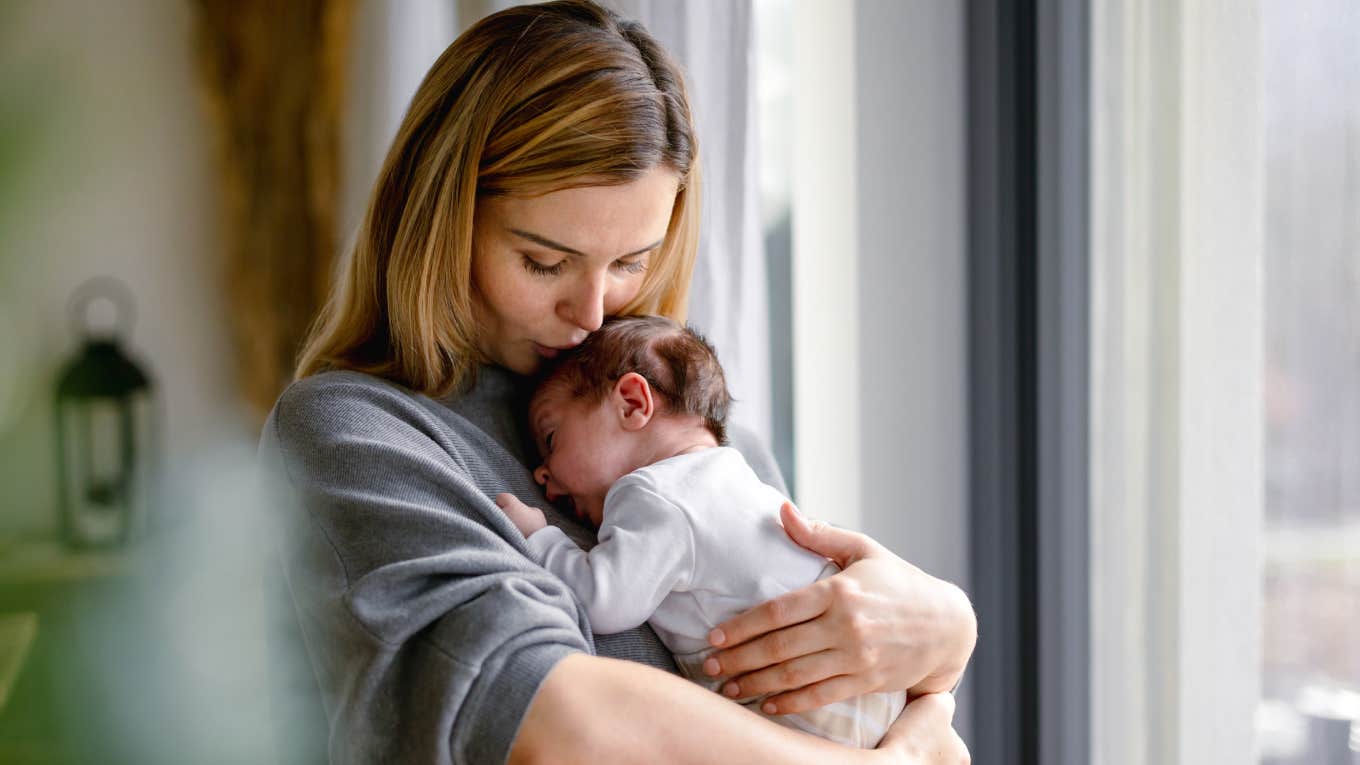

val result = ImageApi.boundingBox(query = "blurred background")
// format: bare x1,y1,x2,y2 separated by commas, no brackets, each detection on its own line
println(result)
0,0,1354,763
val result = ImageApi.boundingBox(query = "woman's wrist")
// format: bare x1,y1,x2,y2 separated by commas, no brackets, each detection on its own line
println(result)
941,580,978,684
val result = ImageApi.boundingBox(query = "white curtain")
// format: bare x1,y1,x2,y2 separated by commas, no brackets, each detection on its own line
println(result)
605,0,771,446
455,0,773,445
340,0,459,249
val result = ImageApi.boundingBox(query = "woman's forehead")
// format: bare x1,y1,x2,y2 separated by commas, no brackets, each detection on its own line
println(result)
482,169,679,258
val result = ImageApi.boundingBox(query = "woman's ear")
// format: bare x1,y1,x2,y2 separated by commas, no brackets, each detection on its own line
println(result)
612,372,655,430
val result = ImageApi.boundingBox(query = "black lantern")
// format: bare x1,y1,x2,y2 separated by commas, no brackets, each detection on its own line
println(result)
54,278,157,549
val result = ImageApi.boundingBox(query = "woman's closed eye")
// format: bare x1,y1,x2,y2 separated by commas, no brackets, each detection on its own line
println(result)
521,253,648,277
522,255,565,277
613,257,648,275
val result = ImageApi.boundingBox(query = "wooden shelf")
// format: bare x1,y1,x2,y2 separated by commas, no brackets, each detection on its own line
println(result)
0,613,36,714
0,539,137,586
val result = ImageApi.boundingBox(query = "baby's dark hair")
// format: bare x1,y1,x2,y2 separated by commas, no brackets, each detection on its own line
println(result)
537,315,732,444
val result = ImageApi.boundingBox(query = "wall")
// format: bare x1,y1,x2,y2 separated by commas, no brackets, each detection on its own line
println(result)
0,0,242,539
339,0,457,243
0,3,285,760
853,0,972,741
854,0,969,592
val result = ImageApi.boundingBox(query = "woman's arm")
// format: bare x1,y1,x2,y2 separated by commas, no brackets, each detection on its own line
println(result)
509,654,968,765
703,504,977,714
264,373,595,764
267,377,968,763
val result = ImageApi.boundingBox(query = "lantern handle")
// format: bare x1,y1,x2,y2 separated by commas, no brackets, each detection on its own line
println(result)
67,276,137,342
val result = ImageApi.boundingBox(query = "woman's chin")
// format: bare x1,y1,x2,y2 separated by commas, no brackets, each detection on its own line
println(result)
492,346,545,376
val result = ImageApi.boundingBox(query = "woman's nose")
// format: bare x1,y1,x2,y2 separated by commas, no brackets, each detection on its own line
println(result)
558,272,607,332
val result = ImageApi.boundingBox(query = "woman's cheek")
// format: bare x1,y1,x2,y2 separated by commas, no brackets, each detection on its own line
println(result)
605,275,644,314
508,272,554,320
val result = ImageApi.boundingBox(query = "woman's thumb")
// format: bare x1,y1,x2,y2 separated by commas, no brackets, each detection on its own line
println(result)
779,502,873,567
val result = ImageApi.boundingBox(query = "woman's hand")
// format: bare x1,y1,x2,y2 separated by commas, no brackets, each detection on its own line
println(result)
874,693,969,765
496,493,547,537
703,503,976,715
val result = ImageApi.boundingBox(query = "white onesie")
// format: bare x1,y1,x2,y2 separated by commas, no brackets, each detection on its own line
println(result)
523,446,907,748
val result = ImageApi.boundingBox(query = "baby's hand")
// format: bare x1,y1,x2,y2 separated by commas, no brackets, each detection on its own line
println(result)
495,493,547,537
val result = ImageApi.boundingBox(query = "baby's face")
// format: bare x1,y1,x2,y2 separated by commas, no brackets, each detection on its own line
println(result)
528,381,634,527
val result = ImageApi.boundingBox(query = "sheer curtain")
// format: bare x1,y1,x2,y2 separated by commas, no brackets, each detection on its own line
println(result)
1090,2,1264,762
605,0,771,446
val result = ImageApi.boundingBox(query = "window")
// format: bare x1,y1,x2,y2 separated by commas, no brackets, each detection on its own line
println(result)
1258,2,1360,763
754,0,794,494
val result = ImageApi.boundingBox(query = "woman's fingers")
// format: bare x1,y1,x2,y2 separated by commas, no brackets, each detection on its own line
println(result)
718,642,843,696
707,619,828,679
758,672,869,716
778,502,881,568
707,578,833,653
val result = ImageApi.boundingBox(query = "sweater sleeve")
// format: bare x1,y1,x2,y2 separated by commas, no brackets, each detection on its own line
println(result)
260,373,591,765
523,481,696,635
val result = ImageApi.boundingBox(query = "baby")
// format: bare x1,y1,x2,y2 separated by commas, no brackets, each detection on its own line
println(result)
494,315,906,748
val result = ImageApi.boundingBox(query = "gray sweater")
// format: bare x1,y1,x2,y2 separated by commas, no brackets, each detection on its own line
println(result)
259,366,786,765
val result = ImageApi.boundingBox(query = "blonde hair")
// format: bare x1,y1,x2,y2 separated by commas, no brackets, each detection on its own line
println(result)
295,0,700,396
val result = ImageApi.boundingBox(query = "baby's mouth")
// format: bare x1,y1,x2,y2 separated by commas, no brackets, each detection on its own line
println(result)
565,497,595,527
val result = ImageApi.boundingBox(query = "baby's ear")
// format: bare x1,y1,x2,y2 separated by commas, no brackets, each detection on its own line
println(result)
613,372,655,430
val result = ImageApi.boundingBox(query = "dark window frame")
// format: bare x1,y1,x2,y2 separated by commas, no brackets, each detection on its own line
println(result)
966,0,1089,762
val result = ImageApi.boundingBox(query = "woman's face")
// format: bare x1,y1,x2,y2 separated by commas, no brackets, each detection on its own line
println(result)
471,167,681,375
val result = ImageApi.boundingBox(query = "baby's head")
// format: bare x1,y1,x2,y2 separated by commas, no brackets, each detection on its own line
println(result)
528,315,731,526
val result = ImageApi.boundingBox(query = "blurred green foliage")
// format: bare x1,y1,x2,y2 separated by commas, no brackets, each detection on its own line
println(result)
0,0,64,445
0,4,62,239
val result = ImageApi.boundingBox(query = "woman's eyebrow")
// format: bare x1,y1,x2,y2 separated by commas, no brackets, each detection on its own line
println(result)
508,227,662,259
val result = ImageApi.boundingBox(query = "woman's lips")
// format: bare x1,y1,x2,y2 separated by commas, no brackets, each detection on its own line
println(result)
533,341,580,359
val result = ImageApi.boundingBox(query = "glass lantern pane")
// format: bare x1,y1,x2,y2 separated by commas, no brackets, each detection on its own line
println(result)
57,393,152,547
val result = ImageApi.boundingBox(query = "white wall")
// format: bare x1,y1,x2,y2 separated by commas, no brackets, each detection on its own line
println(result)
340,0,457,244
854,0,969,592
0,0,242,538
854,0,971,742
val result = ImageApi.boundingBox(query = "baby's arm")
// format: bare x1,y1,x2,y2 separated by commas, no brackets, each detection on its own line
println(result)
496,483,695,634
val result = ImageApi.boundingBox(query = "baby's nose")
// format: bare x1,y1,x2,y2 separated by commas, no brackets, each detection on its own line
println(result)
533,464,550,487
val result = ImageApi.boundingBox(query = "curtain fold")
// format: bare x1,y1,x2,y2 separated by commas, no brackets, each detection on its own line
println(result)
618,0,772,447
192,0,355,422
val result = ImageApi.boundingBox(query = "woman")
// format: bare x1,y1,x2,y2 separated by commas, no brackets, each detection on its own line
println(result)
261,2,975,762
